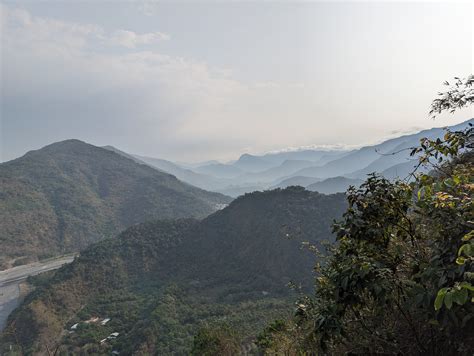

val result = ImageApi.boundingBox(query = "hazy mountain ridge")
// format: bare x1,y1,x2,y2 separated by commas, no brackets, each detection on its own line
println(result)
0,140,230,269
141,120,474,196
103,146,236,192
307,176,364,194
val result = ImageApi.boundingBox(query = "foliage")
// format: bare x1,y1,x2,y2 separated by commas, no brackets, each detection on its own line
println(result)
191,324,241,355
260,77,474,355
430,75,474,118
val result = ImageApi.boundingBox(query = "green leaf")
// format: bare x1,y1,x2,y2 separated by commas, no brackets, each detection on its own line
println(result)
458,243,473,257
462,230,474,242
434,288,448,310
460,282,474,292
452,288,469,306
444,292,453,309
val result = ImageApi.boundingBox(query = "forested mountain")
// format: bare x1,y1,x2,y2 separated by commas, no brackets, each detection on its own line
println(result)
0,188,347,354
270,176,321,189
0,140,230,269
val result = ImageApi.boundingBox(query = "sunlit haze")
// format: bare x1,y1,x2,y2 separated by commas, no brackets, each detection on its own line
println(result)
1,1,472,162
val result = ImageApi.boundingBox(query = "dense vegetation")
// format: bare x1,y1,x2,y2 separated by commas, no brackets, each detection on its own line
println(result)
0,139,230,269
0,187,346,354
255,76,474,355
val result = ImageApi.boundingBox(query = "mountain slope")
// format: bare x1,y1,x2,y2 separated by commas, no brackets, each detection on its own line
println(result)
261,150,350,165
291,119,473,180
0,140,230,269
294,140,411,179
102,146,231,192
133,154,231,192
237,159,317,183
380,161,423,180
307,176,364,194
232,153,275,172
0,187,346,354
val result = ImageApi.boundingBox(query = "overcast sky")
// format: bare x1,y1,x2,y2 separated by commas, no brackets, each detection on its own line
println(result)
1,1,472,163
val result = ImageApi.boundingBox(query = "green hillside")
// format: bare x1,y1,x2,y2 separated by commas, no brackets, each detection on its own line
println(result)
0,187,346,354
0,140,231,269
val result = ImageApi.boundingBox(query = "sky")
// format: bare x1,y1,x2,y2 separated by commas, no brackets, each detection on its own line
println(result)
1,1,473,163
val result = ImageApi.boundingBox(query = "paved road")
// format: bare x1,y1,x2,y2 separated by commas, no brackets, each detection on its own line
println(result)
0,255,76,331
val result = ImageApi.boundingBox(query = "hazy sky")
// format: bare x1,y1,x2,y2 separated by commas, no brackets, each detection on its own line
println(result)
1,1,472,162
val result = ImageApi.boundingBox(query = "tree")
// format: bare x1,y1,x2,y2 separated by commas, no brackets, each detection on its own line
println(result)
190,325,241,356
259,77,474,355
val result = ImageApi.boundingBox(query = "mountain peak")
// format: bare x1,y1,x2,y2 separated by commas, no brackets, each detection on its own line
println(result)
0,139,231,268
237,153,259,161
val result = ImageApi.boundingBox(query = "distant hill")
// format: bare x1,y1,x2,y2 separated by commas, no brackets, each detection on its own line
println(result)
380,161,422,180
103,146,234,192
192,151,349,184
307,176,364,194
294,140,413,179
270,176,321,189
238,159,317,184
133,154,231,192
261,150,349,165
214,183,266,197
1,187,346,354
290,119,474,180
194,162,245,179
0,140,230,269
232,153,275,172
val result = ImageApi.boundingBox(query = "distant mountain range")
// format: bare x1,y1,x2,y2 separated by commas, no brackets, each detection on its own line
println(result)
1,187,346,354
307,177,364,194
104,119,472,197
1,120,470,268
0,140,230,269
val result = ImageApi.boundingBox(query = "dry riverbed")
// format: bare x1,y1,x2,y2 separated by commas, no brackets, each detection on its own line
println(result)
0,255,76,331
